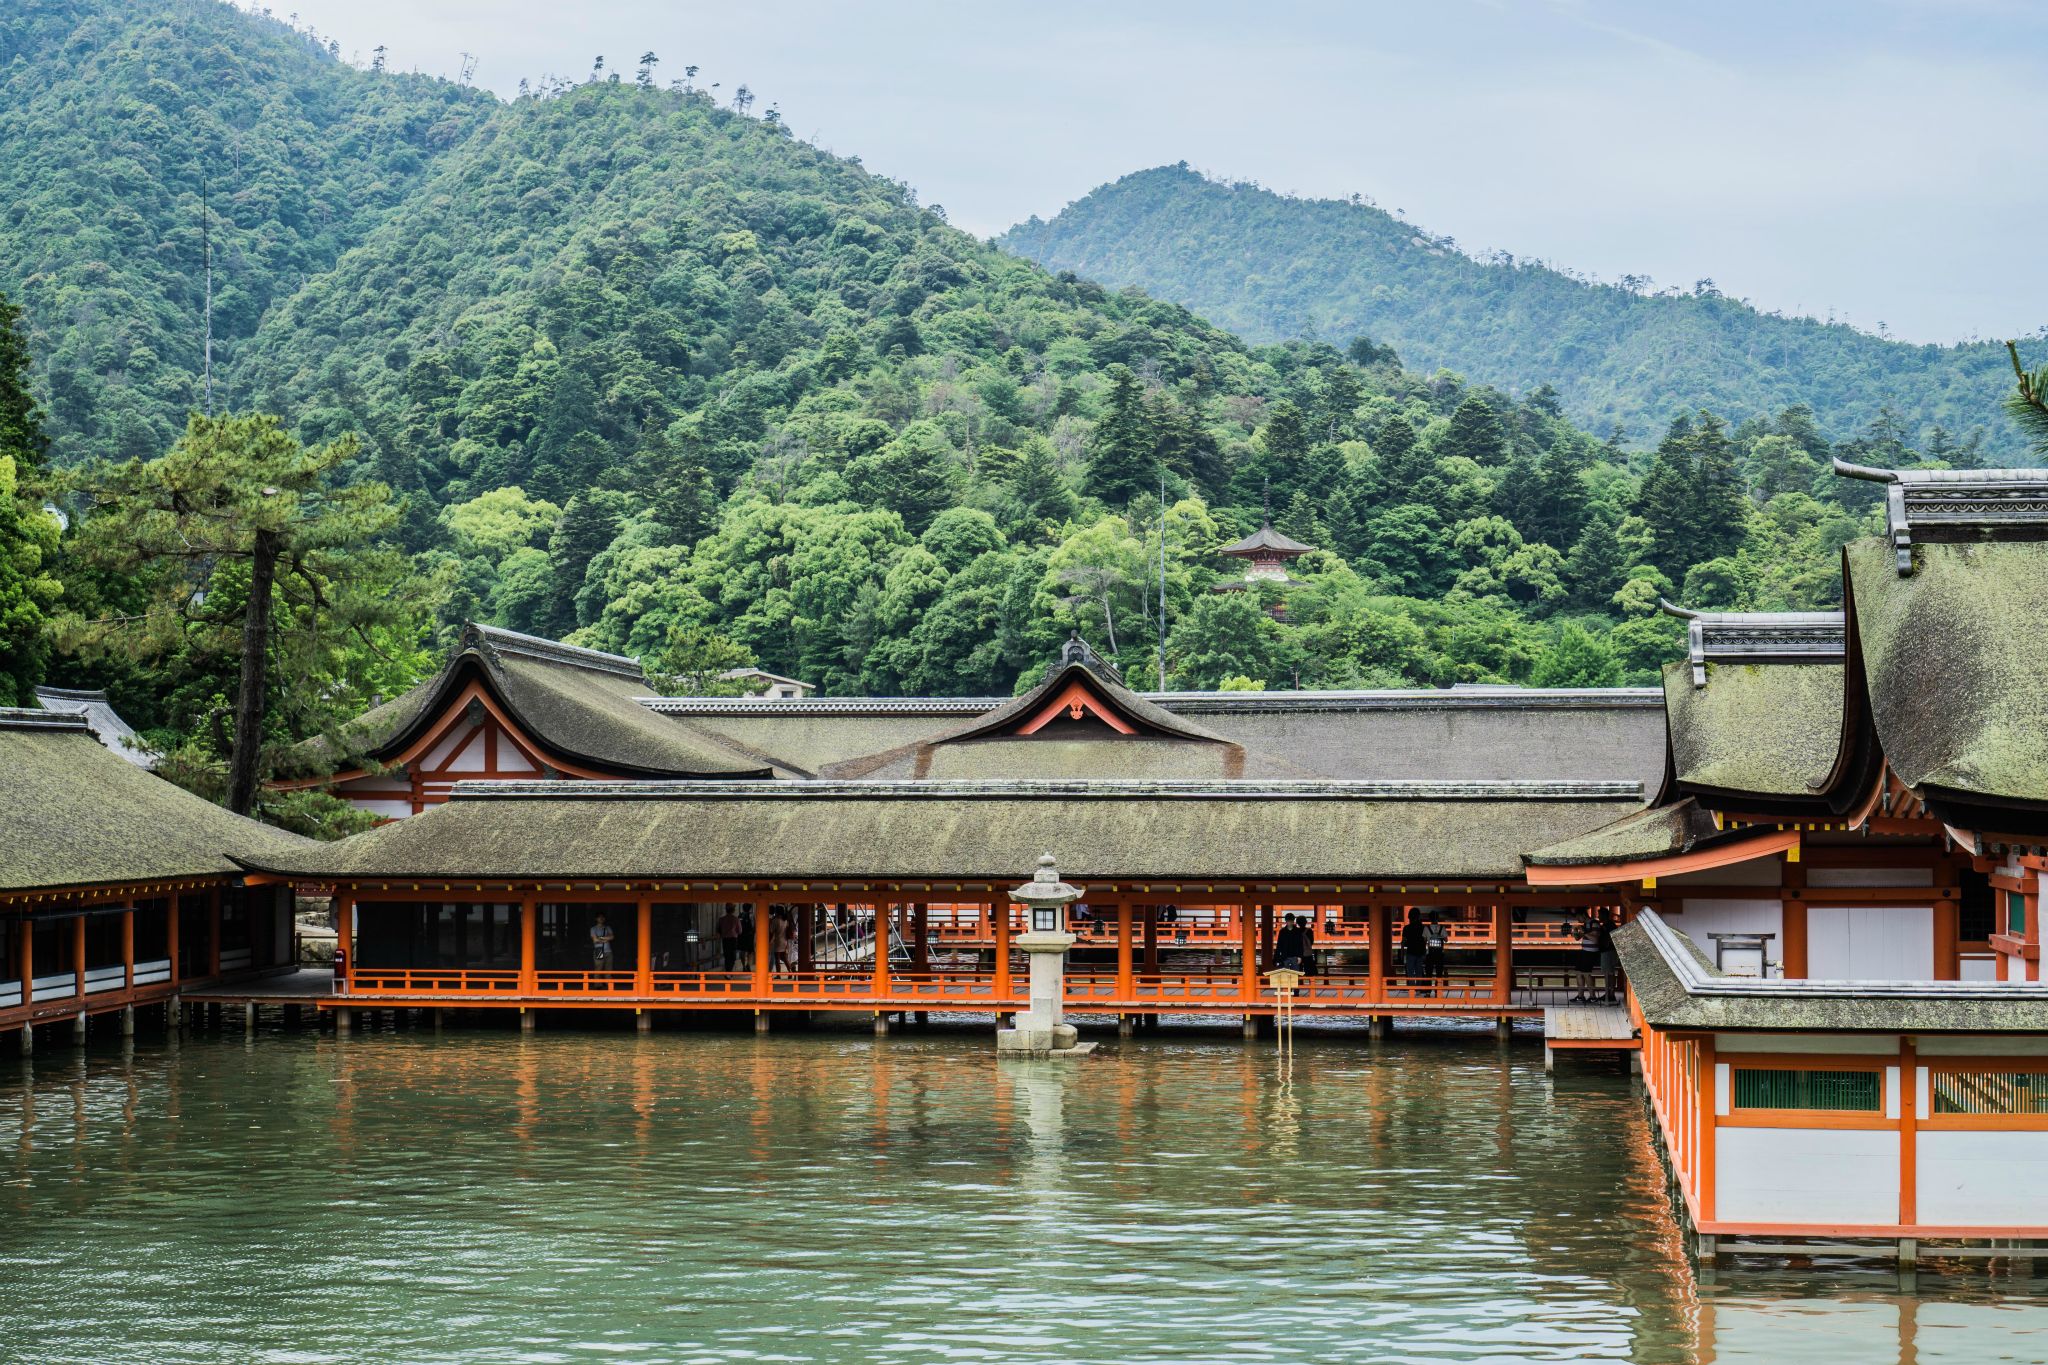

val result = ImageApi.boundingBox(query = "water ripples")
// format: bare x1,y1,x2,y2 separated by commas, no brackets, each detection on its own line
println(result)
2,1026,2046,1362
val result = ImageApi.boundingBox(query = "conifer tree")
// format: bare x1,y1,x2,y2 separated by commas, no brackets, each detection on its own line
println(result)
0,293,46,472
58,414,403,813
1439,394,1508,466
1084,365,1158,505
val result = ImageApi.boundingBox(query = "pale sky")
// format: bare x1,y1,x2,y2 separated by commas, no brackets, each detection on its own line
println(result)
263,0,2048,345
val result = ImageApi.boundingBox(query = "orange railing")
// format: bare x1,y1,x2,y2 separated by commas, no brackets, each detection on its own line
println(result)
918,903,1588,949
331,965,1575,1010
348,967,522,995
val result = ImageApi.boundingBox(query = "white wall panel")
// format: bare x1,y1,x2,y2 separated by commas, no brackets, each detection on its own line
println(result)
1919,1131,2048,1227
1671,899,1781,969
1808,905,1933,981
1714,1032,1899,1055
1920,1035,2048,1056
1715,1127,1898,1225
445,733,488,771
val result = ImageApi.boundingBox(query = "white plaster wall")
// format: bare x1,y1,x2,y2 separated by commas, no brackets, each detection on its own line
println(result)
445,736,488,771
347,798,412,819
1960,955,1999,982
1670,898,1781,969
1806,867,1933,888
421,727,471,768
1808,905,1934,981
1714,1032,1899,1055
496,744,538,773
1715,1127,1899,1226
1919,1131,2048,1228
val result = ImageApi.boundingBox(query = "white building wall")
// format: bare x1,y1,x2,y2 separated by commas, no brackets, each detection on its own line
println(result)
1670,898,1781,971
1715,1127,1899,1225
1918,1131,2048,1227
1807,867,1933,888
1808,905,1934,980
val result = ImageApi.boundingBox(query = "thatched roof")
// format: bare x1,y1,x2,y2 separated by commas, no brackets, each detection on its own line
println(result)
1523,799,1724,867
1619,909,2048,1032
0,710,308,893
296,624,768,780
1847,536,2048,830
1661,658,1845,802
33,685,158,768
238,777,1645,885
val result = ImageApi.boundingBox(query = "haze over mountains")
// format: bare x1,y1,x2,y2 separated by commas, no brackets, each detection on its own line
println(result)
0,0,2027,747
1000,165,2025,457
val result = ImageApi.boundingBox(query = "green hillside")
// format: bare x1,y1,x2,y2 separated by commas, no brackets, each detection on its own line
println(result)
3,0,2027,823
999,165,2022,457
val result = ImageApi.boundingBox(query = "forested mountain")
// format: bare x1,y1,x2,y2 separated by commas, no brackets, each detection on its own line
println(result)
999,165,2021,458
0,0,2032,829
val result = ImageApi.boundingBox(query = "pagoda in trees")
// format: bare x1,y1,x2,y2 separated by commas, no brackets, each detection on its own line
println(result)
1214,520,1315,620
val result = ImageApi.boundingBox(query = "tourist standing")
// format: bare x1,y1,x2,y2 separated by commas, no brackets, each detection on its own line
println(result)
590,912,615,971
768,910,789,975
1400,910,1427,982
1424,914,1448,981
716,906,743,972
1275,914,1306,970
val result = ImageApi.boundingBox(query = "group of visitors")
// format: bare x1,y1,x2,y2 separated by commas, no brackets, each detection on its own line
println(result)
1397,909,1452,982
711,906,809,973
1273,913,1317,973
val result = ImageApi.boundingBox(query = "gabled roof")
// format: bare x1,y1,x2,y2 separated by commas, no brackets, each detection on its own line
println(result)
1658,601,1844,687
0,709,307,894
817,639,1259,779
1835,459,2048,574
1522,797,1798,885
296,623,769,781
1844,534,2048,833
33,685,158,769
1218,521,1314,557
1660,657,1845,805
236,777,1647,885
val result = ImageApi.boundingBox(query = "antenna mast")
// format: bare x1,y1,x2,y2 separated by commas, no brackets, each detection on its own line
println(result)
201,174,213,416
1157,472,1167,692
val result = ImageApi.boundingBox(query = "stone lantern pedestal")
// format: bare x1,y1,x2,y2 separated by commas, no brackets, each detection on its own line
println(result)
998,854,1095,1058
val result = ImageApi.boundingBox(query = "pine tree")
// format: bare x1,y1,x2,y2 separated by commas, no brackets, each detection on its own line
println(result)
1636,415,1698,578
1371,417,1434,489
545,490,631,637
1439,394,1508,466
0,292,47,471
1009,436,1078,534
1688,412,1749,564
1084,365,1158,505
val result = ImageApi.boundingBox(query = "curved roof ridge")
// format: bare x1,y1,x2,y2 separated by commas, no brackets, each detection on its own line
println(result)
1218,521,1314,556
445,776,1645,801
470,623,645,679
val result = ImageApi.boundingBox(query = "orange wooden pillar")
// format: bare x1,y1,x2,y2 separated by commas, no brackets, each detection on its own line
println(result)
1697,1035,1716,1222
206,888,222,978
872,904,893,997
517,894,537,993
1492,903,1513,1004
992,900,1012,998
1367,902,1389,1003
1781,900,1808,979
122,905,135,992
1933,902,1960,981
635,897,653,993
166,893,181,986
1899,1036,1918,1227
19,913,31,1007
1115,901,1134,999
751,899,771,993
73,913,87,1001
1238,902,1258,1001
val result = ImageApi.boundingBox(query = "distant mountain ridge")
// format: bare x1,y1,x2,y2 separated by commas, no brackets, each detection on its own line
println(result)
999,164,2022,456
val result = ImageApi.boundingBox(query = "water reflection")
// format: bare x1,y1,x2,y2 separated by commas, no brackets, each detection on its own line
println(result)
0,1027,2042,1363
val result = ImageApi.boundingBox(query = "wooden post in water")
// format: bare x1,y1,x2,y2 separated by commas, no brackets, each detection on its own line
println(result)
517,894,537,995
635,896,653,995
166,893,181,989
992,898,1012,1006
121,906,134,992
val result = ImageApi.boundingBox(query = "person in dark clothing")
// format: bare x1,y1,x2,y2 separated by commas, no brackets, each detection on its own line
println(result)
1299,912,1316,976
1399,911,1427,981
1274,914,1307,970
1423,914,1449,981
716,907,743,972
1594,913,1619,1002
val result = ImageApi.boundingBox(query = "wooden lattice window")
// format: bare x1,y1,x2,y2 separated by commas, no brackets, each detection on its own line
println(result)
1933,1071,2048,1115
1732,1068,1883,1112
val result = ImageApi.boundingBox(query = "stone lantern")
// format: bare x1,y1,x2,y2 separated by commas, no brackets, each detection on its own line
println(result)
998,853,1091,1057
